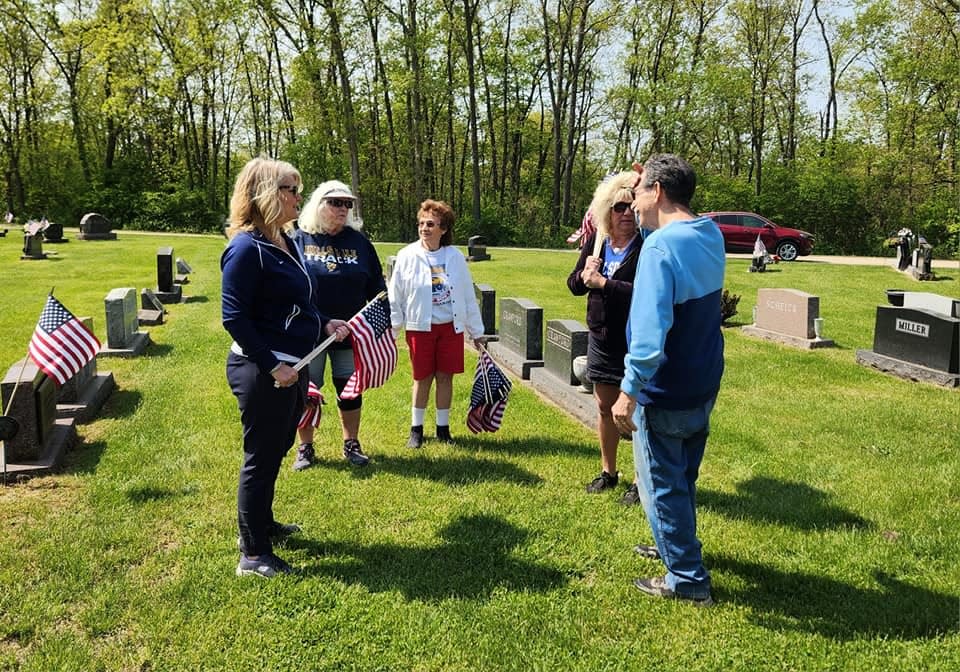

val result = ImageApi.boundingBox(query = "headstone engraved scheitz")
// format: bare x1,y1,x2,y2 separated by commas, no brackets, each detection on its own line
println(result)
474,283,497,337
139,288,165,326
741,288,834,349
856,290,960,387
155,247,183,303
100,288,151,357
56,316,116,423
486,297,543,379
467,235,490,262
1,359,77,476
77,212,116,240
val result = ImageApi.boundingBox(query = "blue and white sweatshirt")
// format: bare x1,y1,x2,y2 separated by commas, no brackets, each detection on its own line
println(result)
221,230,326,373
621,216,725,409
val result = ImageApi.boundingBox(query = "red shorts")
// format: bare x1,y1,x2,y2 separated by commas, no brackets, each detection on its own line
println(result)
406,322,464,380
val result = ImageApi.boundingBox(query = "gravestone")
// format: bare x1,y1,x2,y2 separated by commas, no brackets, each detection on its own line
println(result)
0,228,7,237
741,288,834,349
100,288,151,357
541,319,589,385
21,234,47,259
467,235,490,262
474,283,497,336
155,247,183,303
385,255,397,281
1,359,77,474
176,258,193,274
77,212,116,240
857,293,960,387
44,221,66,243
138,288,165,326
486,298,543,379
56,317,116,423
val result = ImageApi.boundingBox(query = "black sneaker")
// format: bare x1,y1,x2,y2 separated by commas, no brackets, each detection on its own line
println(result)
586,471,619,493
633,576,713,607
619,483,641,505
269,521,301,538
633,544,661,560
292,443,315,471
236,552,297,578
436,425,454,444
407,425,424,449
343,439,370,466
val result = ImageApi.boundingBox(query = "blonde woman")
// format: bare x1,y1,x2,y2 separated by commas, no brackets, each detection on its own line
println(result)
222,157,348,578
566,171,643,502
290,180,386,469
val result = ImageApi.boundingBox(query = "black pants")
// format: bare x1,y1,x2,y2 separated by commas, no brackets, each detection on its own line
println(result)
227,352,306,556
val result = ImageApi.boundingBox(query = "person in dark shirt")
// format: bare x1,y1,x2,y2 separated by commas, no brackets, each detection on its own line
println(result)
290,180,386,469
567,171,642,503
222,158,348,578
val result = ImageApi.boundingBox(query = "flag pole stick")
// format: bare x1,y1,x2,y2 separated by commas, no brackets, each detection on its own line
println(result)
288,290,389,373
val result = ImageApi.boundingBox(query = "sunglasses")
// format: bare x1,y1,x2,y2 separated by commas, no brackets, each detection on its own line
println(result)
326,198,354,209
278,185,300,195
612,202,633,213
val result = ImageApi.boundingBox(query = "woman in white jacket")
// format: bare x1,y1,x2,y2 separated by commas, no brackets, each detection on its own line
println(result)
388,199,487,448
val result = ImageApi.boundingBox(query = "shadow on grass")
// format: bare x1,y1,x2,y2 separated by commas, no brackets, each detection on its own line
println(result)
183,295,208,304
97,388,143,419
124,483,199,503
711,554,958,640
310,454,543,486
63,439,106,474
454,434,596,459
292,513,567,601
699,476,870,530
142,343,173,358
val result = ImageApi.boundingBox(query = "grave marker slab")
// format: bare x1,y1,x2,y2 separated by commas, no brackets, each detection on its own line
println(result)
742,288,834,349
77,212,116,240
138,288,165,326
542,319,589,385
487,297,543,379
467,235,491,262
155,247,183,303
474,283,497,336
101,288,151,357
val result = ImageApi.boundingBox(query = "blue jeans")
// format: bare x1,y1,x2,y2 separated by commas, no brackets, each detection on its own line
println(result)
632,397,716,598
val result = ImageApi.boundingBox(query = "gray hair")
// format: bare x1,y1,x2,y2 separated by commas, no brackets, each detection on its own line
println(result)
299,180,362,234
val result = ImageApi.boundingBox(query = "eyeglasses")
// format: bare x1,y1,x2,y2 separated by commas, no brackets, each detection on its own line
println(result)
326,198,354,209
419,220,438,228
278,185,300,196
612,202,632,214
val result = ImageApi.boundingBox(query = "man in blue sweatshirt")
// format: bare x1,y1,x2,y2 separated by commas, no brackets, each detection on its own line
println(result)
612,154,724,606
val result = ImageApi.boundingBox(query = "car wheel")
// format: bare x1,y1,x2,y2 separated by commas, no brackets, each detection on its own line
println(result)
776,240,800,261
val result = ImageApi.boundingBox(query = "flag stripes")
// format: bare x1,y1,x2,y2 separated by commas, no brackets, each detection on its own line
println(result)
341,295,397,399
467,349,511,433
28,295,101,386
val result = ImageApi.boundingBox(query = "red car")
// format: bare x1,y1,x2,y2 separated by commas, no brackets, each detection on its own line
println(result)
702,211,814,261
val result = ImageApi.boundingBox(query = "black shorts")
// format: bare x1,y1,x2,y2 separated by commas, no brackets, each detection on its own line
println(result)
586,332,627,386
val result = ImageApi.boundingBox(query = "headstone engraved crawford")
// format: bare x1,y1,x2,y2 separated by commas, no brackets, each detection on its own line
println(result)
77,212,116,240
486,297,543,379
741,288,834,349
1,359,77,477
155,247,183,303
100,288,151,357
857,291,960,387
474,283,497,337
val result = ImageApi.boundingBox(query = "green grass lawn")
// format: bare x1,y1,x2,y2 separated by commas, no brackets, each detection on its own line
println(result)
1,231,959,671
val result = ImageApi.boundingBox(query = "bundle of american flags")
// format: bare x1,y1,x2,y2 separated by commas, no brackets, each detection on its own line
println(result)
28,294,101,386
467,348,511,433
340,294,397,400
298,381,324,429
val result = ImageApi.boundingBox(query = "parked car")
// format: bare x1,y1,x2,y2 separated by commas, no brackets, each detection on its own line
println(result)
701,211,814,261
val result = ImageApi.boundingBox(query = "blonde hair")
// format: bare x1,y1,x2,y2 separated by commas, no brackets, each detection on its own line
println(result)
299,180,362,234
587,171,637,241
226,157,301,239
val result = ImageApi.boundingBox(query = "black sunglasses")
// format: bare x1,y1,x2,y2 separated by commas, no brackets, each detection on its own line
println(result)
612,202,632,213
278,185,300,195
326,198,354,209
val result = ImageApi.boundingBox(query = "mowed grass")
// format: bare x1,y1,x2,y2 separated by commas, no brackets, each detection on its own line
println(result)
0,231,959,671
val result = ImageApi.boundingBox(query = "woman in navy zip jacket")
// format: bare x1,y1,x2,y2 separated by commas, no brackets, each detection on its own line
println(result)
567,171,643,504
222,157,348,578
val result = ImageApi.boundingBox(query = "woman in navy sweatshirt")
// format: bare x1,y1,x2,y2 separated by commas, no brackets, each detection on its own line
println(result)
222,157,348,578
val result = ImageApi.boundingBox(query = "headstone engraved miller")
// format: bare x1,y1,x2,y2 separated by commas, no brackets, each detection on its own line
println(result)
155,247,183,303
77,212,116,240
100,288,151,357
741,288,834,349
467,235,491,262
474,283,497,337
1,359,77,477
857,291,960,387
138,288,165,326
486,297,543,379
56,316,116,423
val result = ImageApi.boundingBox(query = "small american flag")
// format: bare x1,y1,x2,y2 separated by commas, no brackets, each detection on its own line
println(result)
5,211,12,223
28,294,101,386
467,349,511,433
298,381,324,429
340,295,397,399
566,208,595,247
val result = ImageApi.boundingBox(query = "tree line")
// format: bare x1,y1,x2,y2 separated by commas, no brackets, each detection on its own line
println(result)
1,0,958,256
